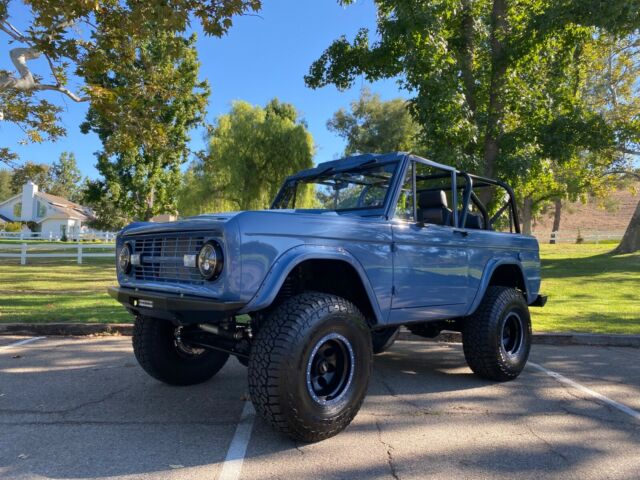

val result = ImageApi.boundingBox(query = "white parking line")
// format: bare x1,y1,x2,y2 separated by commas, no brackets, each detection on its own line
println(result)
217,400,256,480
0,336,46,351
529,361,640,421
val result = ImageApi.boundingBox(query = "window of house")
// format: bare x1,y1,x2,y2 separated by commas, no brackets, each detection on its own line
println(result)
37,200,47,218
13,202,21,218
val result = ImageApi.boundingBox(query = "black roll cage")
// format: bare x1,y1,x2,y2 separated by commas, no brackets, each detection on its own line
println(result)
399,155,521,234
271,153,521,234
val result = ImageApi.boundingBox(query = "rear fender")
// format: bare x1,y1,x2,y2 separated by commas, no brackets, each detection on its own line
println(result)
466,259,533,315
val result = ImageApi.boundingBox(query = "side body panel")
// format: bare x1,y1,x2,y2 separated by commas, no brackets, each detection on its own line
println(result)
389,222,469,322
235,211,394,323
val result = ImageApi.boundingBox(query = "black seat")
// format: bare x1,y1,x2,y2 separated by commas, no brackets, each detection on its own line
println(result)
417,190,452,226
459,210,485,229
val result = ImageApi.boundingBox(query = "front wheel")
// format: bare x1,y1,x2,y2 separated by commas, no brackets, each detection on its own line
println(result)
248,292,372,442
462,287,531,381
132,316,229,386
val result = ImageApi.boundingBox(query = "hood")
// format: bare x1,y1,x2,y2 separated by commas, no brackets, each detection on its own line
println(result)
119,208,372,237
120,211,243,236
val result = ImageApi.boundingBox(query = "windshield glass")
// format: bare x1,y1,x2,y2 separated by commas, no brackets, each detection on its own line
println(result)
272,161,398,213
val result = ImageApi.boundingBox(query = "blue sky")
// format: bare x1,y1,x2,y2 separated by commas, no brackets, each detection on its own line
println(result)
1,0,409,179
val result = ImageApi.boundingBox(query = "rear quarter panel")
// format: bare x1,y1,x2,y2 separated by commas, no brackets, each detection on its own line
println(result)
465,229,541,314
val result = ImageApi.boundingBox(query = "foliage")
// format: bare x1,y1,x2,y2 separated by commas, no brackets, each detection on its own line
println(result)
82,28,209,225
328,88,422,155
306,0,640,231
0,0,261,164
48,152,84,202
0,168,11,200
10,161,50,192
2,220,22,232
179,99,314,215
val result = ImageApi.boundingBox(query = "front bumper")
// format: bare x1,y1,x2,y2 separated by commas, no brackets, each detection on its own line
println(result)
107,286,245,324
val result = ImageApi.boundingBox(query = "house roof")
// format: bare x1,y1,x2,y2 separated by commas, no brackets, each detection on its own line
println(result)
0,184,95,223
36,191,94,222
37,191,84,209
0,193,21,208
0,213,11,223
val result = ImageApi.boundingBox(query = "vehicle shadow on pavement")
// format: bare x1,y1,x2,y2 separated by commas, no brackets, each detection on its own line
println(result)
1,338,638,479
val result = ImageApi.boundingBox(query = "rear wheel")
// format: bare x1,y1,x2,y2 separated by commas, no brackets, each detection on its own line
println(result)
462,287,531,381
132,316,229,386
248,292,372,442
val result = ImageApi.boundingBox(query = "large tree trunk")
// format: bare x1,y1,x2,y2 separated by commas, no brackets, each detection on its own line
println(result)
550,198,562,243
479,0,508,206
521,195,533,236
613,198,640,254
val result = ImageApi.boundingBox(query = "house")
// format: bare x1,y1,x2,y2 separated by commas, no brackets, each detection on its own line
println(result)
0,181,95,239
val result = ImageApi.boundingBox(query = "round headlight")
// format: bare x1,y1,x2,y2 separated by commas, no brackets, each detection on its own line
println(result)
118,243,132,274
197,241,223,280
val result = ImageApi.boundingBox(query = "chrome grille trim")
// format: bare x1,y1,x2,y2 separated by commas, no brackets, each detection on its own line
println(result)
131,235,205,284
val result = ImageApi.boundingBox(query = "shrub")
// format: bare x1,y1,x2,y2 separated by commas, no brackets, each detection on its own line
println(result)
3,221,23,232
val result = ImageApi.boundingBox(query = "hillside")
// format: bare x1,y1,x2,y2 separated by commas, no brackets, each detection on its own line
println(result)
531,183,638,241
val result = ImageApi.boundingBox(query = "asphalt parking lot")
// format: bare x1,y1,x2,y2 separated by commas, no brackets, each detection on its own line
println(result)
1,336,639,480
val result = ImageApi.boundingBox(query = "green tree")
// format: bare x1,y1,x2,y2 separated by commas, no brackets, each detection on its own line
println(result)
0,168,12,200
583,34,640,253
81,27,209,225
306,0,639,233
179,99,314,215
48,152,84,202
328,89,422,155
0,0,261,164
10,161,50,193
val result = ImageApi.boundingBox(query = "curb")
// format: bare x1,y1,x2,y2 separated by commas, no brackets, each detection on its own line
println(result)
1,323,638,348
397,329,640,348
0,323,133,336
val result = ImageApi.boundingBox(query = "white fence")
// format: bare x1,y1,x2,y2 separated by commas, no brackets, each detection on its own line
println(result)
0,242,115,265
547,231,625,244
0,231,117,242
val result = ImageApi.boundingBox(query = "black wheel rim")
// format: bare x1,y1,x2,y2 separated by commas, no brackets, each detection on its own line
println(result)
306,333,355,405
501,311,524,356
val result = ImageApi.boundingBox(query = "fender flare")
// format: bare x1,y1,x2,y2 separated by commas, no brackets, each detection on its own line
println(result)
238,244,384,323
466,259,533,315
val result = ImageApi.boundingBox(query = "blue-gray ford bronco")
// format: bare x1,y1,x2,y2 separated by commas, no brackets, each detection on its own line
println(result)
109,152,546,442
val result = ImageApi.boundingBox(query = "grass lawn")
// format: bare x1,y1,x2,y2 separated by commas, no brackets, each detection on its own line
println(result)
0,244,638,334
532,244,639,334
0,258,130,323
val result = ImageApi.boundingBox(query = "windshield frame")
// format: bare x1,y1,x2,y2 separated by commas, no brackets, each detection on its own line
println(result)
271,159,403,217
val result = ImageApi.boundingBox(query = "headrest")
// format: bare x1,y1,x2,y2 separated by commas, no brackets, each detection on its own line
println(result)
418,190,448,209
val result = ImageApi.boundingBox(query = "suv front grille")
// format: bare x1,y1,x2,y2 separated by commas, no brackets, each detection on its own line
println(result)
132,235,205,284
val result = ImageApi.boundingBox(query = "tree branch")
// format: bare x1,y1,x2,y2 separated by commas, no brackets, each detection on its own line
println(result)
0,47,88,102
618,147,640,156
0,17,27,42
0,16,87,105
32,83,89,102
604,170,640,180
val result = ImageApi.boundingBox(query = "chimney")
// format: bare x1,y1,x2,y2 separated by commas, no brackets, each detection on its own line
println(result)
20,181,38,221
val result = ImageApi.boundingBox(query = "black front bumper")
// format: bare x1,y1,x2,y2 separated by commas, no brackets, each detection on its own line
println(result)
107,286,245,324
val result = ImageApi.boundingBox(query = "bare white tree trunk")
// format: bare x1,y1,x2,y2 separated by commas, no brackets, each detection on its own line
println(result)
0,16,88,121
